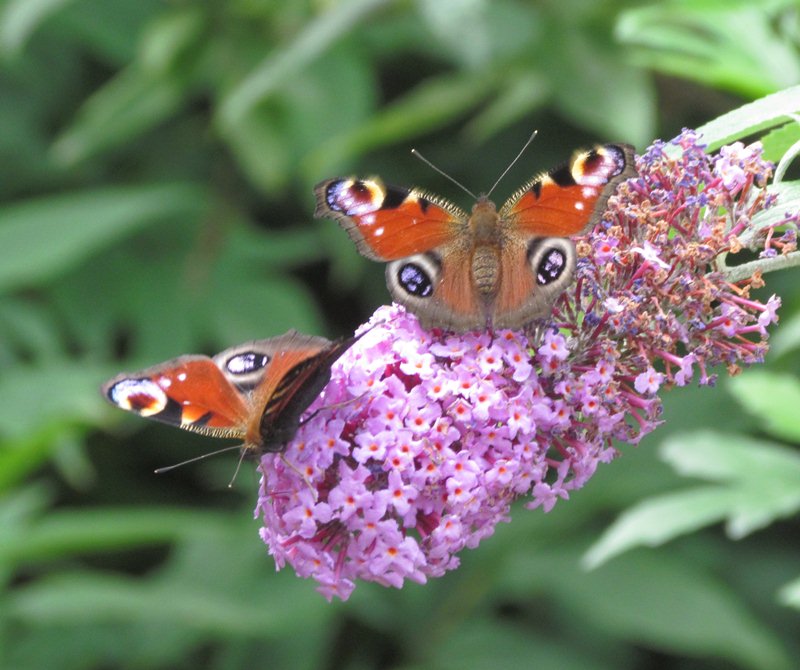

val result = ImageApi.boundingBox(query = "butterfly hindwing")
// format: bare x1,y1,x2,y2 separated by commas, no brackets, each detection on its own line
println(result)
228,332,358,451
384,243,482,332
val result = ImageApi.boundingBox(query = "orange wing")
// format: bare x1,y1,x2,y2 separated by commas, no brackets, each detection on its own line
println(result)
102,331,362,453
102,356,251,439
314,177,466,260
245,333,360,451
501,144,636,236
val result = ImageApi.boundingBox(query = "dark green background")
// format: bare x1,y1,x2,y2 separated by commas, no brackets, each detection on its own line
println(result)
1,1,799,668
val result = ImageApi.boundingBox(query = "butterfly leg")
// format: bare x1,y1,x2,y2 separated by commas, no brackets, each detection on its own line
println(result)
279,453,319,500
298,391,370,428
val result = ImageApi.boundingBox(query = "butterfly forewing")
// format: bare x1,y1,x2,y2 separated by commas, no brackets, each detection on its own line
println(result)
102,330,362,457
102,356,251,439
502,144,637,236
314,177,465,260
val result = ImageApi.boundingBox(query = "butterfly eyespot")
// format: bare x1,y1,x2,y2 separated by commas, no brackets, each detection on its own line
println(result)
397,262,434,297
527,238,576,289
107,378,167,416
326,179,385,215
536,248,568,285
386,254,440,309
573,145,631,185
225,352,270,376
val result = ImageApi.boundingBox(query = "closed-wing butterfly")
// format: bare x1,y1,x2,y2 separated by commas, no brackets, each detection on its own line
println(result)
102,330,360,457
315,143,636,332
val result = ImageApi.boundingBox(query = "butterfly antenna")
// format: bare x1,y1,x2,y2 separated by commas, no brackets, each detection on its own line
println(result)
154,443,244,474
411,148,477,200
486,129,538,198
227,448,249,488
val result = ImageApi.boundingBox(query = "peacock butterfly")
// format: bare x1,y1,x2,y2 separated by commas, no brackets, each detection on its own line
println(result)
314,143,636,332
102,330,360,455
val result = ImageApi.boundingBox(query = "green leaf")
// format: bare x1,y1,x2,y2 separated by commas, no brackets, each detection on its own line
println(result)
0,484,52,530
53,0,164,66
193,223,326,343
136,7,204,74
226,224,327,269
659,430,800,485
582,485,740,569
0,360,118,491
0,298,64,360
416,0,492,68
0,0,76,56
49,7,203,165
571,551,792,670
463,72,549,143
585,432,800,567
7,521,332,640
0,435,59,494
770,311,800,358
0,507,231,566
617,4,800,99
0,183,209,292
727,371,800,442
204,274,324,346
696,85,800,150
51,67,187,166
0,361,114,442
303,72,495,178
778,575,800,610
432,617,618,670
47,430,95,491
503,547,792,670
761,121,800,163
219,0,390,130
225,44,374,193
552,30,655,145
7,572,314,637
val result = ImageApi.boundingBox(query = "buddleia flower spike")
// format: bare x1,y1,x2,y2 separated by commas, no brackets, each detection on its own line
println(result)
256,130,798,600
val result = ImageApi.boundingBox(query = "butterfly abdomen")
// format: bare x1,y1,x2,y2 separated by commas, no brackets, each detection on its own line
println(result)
472,246,501,297
467,200,502,297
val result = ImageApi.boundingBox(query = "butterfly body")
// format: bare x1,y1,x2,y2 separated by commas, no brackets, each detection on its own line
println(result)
102,331,359,455
315,143,636,332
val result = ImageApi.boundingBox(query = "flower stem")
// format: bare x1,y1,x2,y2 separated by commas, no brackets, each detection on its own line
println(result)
720,250,800,283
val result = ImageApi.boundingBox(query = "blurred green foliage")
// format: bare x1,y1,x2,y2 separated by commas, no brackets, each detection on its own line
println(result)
1,0,799,668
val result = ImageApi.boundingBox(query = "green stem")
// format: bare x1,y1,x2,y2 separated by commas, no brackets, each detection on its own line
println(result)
720,250,800,283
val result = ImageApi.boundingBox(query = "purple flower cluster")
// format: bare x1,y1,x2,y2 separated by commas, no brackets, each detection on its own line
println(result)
255,130,796,600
